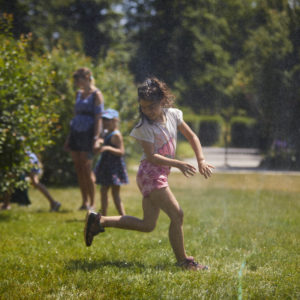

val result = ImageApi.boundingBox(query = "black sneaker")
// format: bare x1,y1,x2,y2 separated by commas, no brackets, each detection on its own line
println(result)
84,211,105,247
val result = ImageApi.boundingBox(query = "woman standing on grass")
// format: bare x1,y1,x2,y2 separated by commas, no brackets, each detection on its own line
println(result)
64,67,104,211
84,77,214,270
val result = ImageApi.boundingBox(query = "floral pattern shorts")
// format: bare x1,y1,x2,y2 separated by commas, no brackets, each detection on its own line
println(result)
136,160,170,197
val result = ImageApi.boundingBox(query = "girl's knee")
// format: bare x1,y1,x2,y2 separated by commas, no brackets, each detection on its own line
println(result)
111,185,120,195
30,175,39,187
101,185,109,193
143,224,155,233
172,208,184,225
142,220,157,232
178,208,184,223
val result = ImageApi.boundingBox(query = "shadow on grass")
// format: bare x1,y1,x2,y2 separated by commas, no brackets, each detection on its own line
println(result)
66,258,146,272
65,218,85,223
66,258,179,273
35,209,73,214
0,213,11,222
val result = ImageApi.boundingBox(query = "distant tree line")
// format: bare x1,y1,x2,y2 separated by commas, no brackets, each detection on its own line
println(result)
1,0,300,192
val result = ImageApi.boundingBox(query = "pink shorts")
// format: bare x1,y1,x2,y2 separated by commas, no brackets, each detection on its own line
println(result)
136,160,170,197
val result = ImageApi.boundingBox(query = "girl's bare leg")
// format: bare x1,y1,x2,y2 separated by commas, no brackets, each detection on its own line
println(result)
30,173,56,207
153,187,187,263
111,185,125,215
100,185,109,215
101,196,160,232
97,187,187,263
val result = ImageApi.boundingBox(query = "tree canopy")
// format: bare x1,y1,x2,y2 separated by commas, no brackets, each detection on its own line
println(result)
1,0,300,190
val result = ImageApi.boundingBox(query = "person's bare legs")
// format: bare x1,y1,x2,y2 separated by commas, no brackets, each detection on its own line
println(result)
153,187,187,263
0,192,11,210
101,187,186,262
111,185,125,215
100,185,109,215
79,152,95,209
100,195,160,232
71,151,89,208
91,186,187,263
30,173,60,210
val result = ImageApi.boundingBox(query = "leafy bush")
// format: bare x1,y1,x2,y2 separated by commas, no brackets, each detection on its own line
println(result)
176,141,195,159
0,15,138,189
0,15,59,193
230,117,258,148
198,116,222,146
177,111,201,141
260,139,297,170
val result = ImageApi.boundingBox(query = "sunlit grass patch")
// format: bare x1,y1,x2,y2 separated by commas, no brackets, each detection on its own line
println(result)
0,172,299,299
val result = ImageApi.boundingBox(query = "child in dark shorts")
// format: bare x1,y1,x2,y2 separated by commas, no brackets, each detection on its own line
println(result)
94,109,128,215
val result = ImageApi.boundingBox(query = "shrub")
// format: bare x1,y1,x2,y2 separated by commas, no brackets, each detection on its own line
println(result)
176,141,195,159
230,117,258,148
180,112,201,141
0,15,59,193
198,116,222,146
0,16,137,189
260,139,297,170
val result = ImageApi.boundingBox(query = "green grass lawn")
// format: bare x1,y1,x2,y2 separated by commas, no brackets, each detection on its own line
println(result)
1,172,299,299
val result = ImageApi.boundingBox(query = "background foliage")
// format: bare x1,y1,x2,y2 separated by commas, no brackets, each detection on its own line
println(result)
125,0,300,164
41,48,137,185
0,14,137,190
1,0,300,191
0,15,59,193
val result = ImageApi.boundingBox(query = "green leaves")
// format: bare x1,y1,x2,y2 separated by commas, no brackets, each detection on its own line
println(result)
0,16,59,193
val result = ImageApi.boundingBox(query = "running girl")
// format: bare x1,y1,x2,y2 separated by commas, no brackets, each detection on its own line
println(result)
84,77,214,270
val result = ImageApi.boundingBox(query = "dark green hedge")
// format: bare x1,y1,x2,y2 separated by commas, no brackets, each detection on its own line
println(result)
183,114,223,146
198,117,222,146
230,117,258,148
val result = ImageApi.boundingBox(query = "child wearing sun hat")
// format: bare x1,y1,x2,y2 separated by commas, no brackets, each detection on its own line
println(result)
94,109,128,215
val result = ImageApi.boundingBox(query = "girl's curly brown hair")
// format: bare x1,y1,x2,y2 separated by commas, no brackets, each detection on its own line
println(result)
138,77,175,107
136,77,175,126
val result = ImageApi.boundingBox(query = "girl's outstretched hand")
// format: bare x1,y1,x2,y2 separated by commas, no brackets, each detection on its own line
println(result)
178,162,197,177
198,160,215,179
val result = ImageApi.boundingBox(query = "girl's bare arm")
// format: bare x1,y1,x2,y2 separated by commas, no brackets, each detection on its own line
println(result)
140,140,197,177
93,91,104,139
178,120,214,178
100,134,125,156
